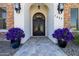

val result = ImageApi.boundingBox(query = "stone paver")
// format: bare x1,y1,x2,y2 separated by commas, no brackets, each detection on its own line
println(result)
0,41,20,56
14,37,66,56
0,34,20,56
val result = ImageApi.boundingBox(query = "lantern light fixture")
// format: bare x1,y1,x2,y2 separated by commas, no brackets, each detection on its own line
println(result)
57,3,64,14
15,3,21,13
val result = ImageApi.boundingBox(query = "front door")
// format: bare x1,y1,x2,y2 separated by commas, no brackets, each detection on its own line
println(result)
33,13,45,36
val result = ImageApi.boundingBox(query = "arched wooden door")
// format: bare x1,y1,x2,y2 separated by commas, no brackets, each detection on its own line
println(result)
33,13,45,36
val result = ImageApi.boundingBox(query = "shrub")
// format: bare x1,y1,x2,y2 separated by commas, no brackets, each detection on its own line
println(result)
74,33,79,44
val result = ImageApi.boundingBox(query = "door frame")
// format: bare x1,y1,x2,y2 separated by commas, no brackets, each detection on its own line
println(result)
33,18,45,36
31,12,47,36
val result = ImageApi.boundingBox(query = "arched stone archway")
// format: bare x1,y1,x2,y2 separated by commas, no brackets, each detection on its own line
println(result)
30,3,48,36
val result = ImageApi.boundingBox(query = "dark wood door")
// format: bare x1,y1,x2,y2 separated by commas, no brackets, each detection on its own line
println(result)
33,18,45,36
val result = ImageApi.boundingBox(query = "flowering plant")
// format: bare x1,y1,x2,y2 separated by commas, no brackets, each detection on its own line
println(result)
52,28,74,43
6,28,25,40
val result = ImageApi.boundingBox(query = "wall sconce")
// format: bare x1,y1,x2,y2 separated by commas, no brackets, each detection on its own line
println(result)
15,3,21,13
57,3,64,14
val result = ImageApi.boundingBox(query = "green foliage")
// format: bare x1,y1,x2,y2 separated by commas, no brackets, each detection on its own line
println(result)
74,33,79,44
0,17,4,20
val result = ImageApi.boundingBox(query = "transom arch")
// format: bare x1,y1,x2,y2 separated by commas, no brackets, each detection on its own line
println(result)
33,12,45,20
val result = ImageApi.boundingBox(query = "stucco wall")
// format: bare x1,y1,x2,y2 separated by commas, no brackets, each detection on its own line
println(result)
53,3,64,30
47,3,55,43
14,3,24,30
23,4,31,43
14,3,31,43
47,3,64,43
14,3,64,44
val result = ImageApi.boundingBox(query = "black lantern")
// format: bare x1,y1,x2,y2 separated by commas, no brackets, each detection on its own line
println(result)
15,3,21,13
57,3,64,14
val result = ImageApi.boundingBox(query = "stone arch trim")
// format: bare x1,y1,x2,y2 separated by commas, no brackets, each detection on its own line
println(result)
29,3,48,36
30,3,48,19
30,3,48,11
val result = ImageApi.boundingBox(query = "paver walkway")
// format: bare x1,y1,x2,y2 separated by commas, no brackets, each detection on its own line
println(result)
0,34,20,56
0,41,20,56
14,37,66,56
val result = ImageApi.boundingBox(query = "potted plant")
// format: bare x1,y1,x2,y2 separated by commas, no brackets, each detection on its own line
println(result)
52,28,74,48
6,28,25,49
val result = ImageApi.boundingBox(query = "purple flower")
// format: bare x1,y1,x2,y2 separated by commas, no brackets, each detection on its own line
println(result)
52,29,63,40
6,28,25,40
52,28,74,43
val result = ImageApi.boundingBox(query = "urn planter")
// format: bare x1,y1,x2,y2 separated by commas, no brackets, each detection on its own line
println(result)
6,28,25,49
52,28,74,48
11,39,21,49
58,40,67,48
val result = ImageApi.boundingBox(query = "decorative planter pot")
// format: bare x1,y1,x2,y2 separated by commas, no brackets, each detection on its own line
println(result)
58,39,67,48
10,39,21,49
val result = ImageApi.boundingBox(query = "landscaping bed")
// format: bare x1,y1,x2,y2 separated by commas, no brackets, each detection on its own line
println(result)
62,41,79,56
